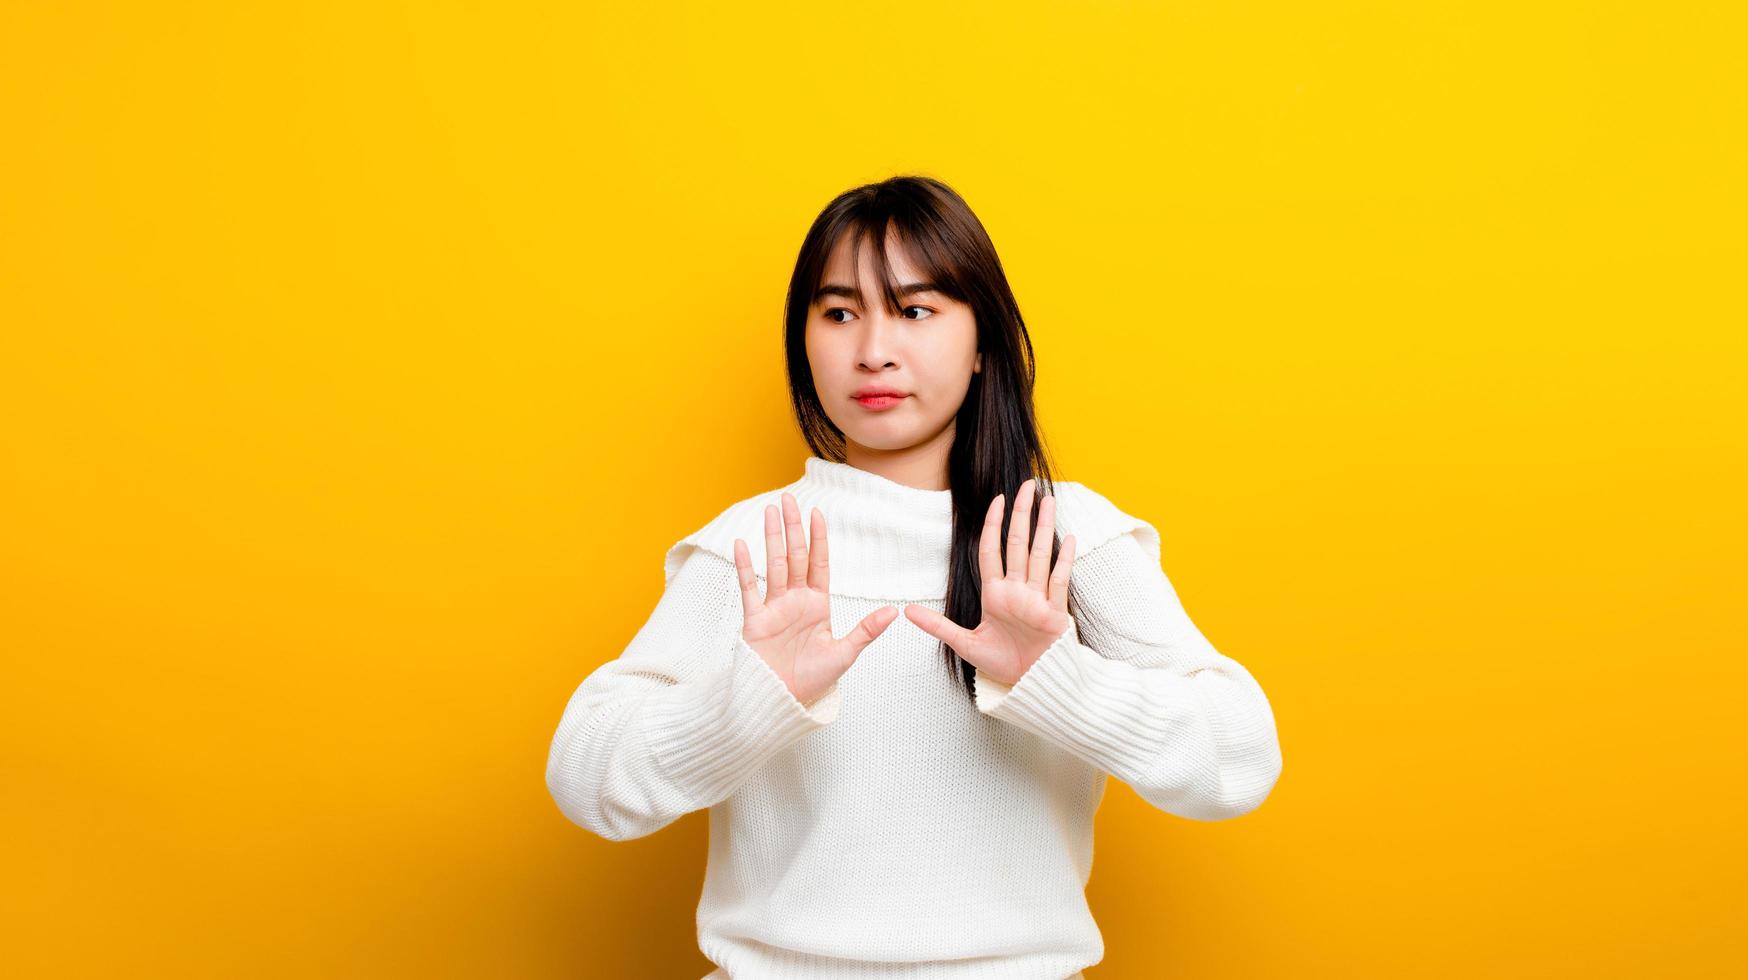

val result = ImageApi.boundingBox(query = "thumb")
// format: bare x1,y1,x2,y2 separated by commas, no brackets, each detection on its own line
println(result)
903,603,977,657
841,605,900,659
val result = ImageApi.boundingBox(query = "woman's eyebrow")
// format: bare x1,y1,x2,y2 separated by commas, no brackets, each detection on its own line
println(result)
813,281,944,304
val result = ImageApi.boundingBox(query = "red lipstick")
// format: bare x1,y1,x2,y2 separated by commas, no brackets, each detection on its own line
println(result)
852,386,909,411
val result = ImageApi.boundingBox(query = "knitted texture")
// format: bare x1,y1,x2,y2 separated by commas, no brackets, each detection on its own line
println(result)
546,457,1283,979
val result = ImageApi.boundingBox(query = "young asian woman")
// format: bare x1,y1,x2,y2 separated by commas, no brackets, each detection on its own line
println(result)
546,175,1283,980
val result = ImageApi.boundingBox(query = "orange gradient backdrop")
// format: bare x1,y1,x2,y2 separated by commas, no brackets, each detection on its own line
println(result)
2,2,1742,977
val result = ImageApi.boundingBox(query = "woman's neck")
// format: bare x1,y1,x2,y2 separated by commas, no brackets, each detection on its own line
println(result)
842,432,954,493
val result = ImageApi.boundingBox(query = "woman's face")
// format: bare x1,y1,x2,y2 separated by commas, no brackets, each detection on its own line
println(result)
804,230,982,459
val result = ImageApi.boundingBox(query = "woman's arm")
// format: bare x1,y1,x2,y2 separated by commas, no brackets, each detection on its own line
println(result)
545,545,840,841
971,526,1283,822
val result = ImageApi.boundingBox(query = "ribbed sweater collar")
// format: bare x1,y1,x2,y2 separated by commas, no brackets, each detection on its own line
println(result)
667,456,1141,603
795,457,955,525
664,456,957,601
781,456,955,600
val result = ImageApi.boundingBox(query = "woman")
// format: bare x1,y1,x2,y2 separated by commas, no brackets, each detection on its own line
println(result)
546,175,1283,978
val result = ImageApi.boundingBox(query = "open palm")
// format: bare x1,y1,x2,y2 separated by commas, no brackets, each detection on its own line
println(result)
904,478,1076,686
734,491,899,707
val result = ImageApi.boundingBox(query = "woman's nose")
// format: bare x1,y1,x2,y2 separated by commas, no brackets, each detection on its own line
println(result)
855,312,902,368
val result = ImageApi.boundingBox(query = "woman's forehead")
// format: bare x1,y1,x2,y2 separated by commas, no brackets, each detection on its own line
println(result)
823,230,933,290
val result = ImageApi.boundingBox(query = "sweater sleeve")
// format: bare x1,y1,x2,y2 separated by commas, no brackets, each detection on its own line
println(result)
545,544,841,841
971,523,1283,821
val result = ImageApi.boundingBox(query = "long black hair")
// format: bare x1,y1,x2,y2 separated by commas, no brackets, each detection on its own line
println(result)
780,174,1076,702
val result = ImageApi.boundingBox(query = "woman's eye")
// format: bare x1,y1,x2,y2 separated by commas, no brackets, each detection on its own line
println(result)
821,306,933,323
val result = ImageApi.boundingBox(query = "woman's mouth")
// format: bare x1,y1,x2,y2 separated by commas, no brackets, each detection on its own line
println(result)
853,394,908,411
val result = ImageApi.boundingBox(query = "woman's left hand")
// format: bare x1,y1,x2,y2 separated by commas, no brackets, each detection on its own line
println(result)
905,478,1077,687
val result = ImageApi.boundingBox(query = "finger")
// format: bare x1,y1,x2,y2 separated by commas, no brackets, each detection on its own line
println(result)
902,603,979,661
733,538,762,618
1005,478,1035,581
1048,533,1076,612
979,493,1005,583
1027,491,1055,590
763,503,786,599
782,492,808,591
841,605,899,659
807,507,830,593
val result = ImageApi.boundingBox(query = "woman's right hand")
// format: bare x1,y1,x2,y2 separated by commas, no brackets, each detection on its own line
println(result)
733,491,898,707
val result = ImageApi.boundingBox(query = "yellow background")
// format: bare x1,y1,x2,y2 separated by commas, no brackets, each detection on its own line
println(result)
3,1,1742,976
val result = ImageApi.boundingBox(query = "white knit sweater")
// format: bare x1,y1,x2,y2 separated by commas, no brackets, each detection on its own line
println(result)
546,457,1282,979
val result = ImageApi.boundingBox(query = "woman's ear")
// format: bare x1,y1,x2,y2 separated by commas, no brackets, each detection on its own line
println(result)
974,351,982,373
